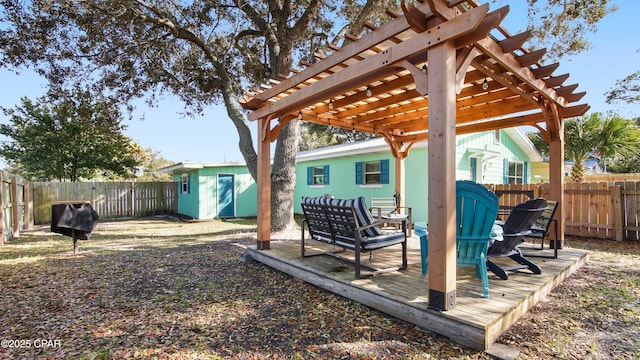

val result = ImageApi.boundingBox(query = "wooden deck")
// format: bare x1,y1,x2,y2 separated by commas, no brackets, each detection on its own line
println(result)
246,233,588,351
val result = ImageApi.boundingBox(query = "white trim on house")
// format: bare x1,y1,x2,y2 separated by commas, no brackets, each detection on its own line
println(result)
296,137,396,161
158,161,247,173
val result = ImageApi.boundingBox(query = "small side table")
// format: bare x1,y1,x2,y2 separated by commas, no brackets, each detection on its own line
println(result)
382,213,411,236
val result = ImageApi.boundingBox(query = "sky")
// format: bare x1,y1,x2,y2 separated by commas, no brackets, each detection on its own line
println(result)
1,0,639,168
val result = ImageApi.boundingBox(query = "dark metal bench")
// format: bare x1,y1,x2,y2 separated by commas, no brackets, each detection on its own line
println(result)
301,202,407,279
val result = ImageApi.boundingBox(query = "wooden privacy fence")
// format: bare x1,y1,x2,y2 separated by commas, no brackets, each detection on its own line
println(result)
31,181,178,225
488,182,640,241
2,175,638,242
0,171,30,243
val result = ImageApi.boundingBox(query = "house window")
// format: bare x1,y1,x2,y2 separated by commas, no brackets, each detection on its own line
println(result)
364,161,381,184
181,173,190,194
507,161,524,184
494,130,501,143
307,165,329,185
355,159,389,185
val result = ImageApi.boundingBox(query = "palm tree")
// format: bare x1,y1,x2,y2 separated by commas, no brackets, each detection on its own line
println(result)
564,115,597,182
564,113,640,182
594,114,640,171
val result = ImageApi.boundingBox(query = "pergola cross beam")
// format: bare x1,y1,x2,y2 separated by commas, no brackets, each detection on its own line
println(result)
247,5,489,122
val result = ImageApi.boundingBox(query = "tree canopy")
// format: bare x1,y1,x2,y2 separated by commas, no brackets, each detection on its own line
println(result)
137,149,175,182
0,0,394,230
299,123,378,151
606,69,640,105
525,0,617,61
0,89,144,181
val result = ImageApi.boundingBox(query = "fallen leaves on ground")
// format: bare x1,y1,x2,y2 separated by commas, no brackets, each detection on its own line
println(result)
0,219,638,359
497,237,640,359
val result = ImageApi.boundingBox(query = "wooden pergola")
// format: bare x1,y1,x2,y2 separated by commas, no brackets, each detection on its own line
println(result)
239,0,588,310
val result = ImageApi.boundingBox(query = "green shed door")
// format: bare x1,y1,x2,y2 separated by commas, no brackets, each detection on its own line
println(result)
218,174,235,218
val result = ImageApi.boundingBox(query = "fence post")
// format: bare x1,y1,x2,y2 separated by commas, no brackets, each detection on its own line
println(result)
130,182,135,217
611,184,623,241
0,171,4,245
11,176,19,239
23,182,33,230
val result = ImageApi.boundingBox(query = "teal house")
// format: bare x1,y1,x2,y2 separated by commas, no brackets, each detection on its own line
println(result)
160,128,541,221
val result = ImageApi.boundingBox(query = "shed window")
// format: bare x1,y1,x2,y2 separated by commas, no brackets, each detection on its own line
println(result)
181,173,190,194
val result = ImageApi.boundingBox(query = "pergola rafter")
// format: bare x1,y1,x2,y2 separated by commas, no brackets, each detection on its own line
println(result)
239,0,588,310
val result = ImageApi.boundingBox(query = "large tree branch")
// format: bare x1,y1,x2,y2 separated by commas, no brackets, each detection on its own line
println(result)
290,0,322,40
215,60,258,180
233,0,269,31
332,0,393,45
125,1,258,179
129,1,219,66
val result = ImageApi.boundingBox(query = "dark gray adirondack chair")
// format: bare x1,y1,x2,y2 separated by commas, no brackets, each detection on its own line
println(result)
521,200,560,259
487,198,547,280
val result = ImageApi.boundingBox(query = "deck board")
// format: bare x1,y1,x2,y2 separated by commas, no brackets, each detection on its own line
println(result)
246,234,587,350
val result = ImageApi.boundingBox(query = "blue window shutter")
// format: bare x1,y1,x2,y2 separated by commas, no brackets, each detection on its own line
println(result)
380,159,389,184
324,165,330,185
187,173,191,194
355,162,363,184
524,162,529,184
178,176,182,193
470,158,477,182
503,158,509,184
307,167,312,185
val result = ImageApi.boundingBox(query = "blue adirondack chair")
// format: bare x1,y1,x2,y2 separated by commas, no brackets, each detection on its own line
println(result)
414,180,498,298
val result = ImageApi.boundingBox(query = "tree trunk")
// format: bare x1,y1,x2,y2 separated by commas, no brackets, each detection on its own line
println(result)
271,120,300,231
215,61,298,232
215,61,258,182
570,160,585,183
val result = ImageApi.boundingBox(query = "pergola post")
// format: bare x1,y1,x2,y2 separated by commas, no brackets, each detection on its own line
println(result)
257,117,271,250
394,156,406,209
548,123,565,249
427,38,458,310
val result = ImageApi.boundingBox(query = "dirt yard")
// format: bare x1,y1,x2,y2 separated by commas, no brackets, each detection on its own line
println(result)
0,218,638,359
